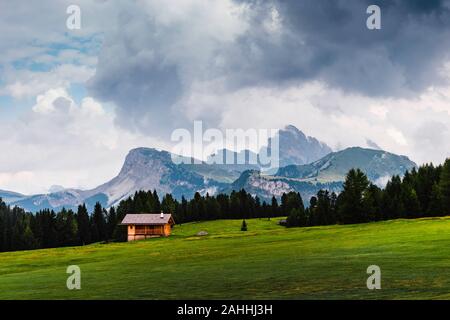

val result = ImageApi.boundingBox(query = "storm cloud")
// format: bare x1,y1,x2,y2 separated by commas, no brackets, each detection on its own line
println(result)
88,0,450,134
1,0,449,194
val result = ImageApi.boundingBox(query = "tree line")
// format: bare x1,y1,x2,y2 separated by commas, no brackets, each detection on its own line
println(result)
286,159,450,227
0,202,119,252
0,159,449,252
0,188,285,251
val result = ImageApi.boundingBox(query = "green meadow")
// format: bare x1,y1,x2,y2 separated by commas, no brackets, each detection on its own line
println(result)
1,217,450,300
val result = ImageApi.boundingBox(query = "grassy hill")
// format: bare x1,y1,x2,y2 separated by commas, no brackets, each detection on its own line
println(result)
1,217,450,299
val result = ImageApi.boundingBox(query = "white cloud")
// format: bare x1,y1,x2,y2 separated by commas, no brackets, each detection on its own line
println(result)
2,64,95,99
32,88,74,114
0,0,111,100
370,105,388,119
0,88,168,194
80,97,105,117
183,81,450,166
387,128,408,147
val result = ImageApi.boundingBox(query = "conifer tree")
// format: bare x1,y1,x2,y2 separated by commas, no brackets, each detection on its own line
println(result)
106,206,117,241
439,159,450,215
76,204,91,245
338,169,370,224
91,202,107,242
241,219,247,231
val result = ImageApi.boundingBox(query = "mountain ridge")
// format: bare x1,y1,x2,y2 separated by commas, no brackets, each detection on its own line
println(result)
1,126,417,212
229,146,417,201
276,147,417,183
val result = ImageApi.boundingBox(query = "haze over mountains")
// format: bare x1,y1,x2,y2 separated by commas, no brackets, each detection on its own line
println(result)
0,125,417,212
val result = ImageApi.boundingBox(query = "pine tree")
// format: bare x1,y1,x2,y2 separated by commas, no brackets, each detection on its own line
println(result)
415,164,438,214
338,169,370,224
91,202,107,243
315,190,337,225
400,183,421,218
76,204,91,245
270,196,278,220
55,208,78,246
229,191,240,219
241,219,247,231
364,184,382,221
439,159,450,215
382,175,405,219
162,194,177,215
428,183,443,216
308,196,318,226
22,224,37,250
152,190,161,212
106,206,117,241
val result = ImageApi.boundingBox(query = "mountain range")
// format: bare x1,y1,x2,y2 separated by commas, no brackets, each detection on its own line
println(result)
0,125,417,212
276,147,415,183
229,147,416,203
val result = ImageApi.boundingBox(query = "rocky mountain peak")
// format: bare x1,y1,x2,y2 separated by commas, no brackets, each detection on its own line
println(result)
119,148,172,176
266,125,333,167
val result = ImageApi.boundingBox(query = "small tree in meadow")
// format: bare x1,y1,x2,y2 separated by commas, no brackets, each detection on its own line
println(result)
241,219,248,231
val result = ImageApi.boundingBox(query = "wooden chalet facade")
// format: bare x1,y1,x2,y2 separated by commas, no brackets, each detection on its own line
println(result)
120,213,175,241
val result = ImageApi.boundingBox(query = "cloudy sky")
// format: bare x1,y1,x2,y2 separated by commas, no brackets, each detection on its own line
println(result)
1,0,450,194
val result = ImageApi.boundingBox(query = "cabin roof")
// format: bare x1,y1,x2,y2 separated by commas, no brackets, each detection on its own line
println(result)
120,213,174,225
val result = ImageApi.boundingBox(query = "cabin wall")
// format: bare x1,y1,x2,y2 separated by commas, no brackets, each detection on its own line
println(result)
164,224,171,236
127,223,171,241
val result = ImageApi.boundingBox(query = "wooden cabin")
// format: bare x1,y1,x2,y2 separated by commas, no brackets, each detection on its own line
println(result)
120,213,175,241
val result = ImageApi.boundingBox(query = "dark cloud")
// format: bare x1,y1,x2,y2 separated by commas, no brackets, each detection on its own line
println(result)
87,6,184,135
234,0,450,95
88,0,450,134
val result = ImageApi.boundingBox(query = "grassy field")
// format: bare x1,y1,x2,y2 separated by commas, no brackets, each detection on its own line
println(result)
1,217,450,299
